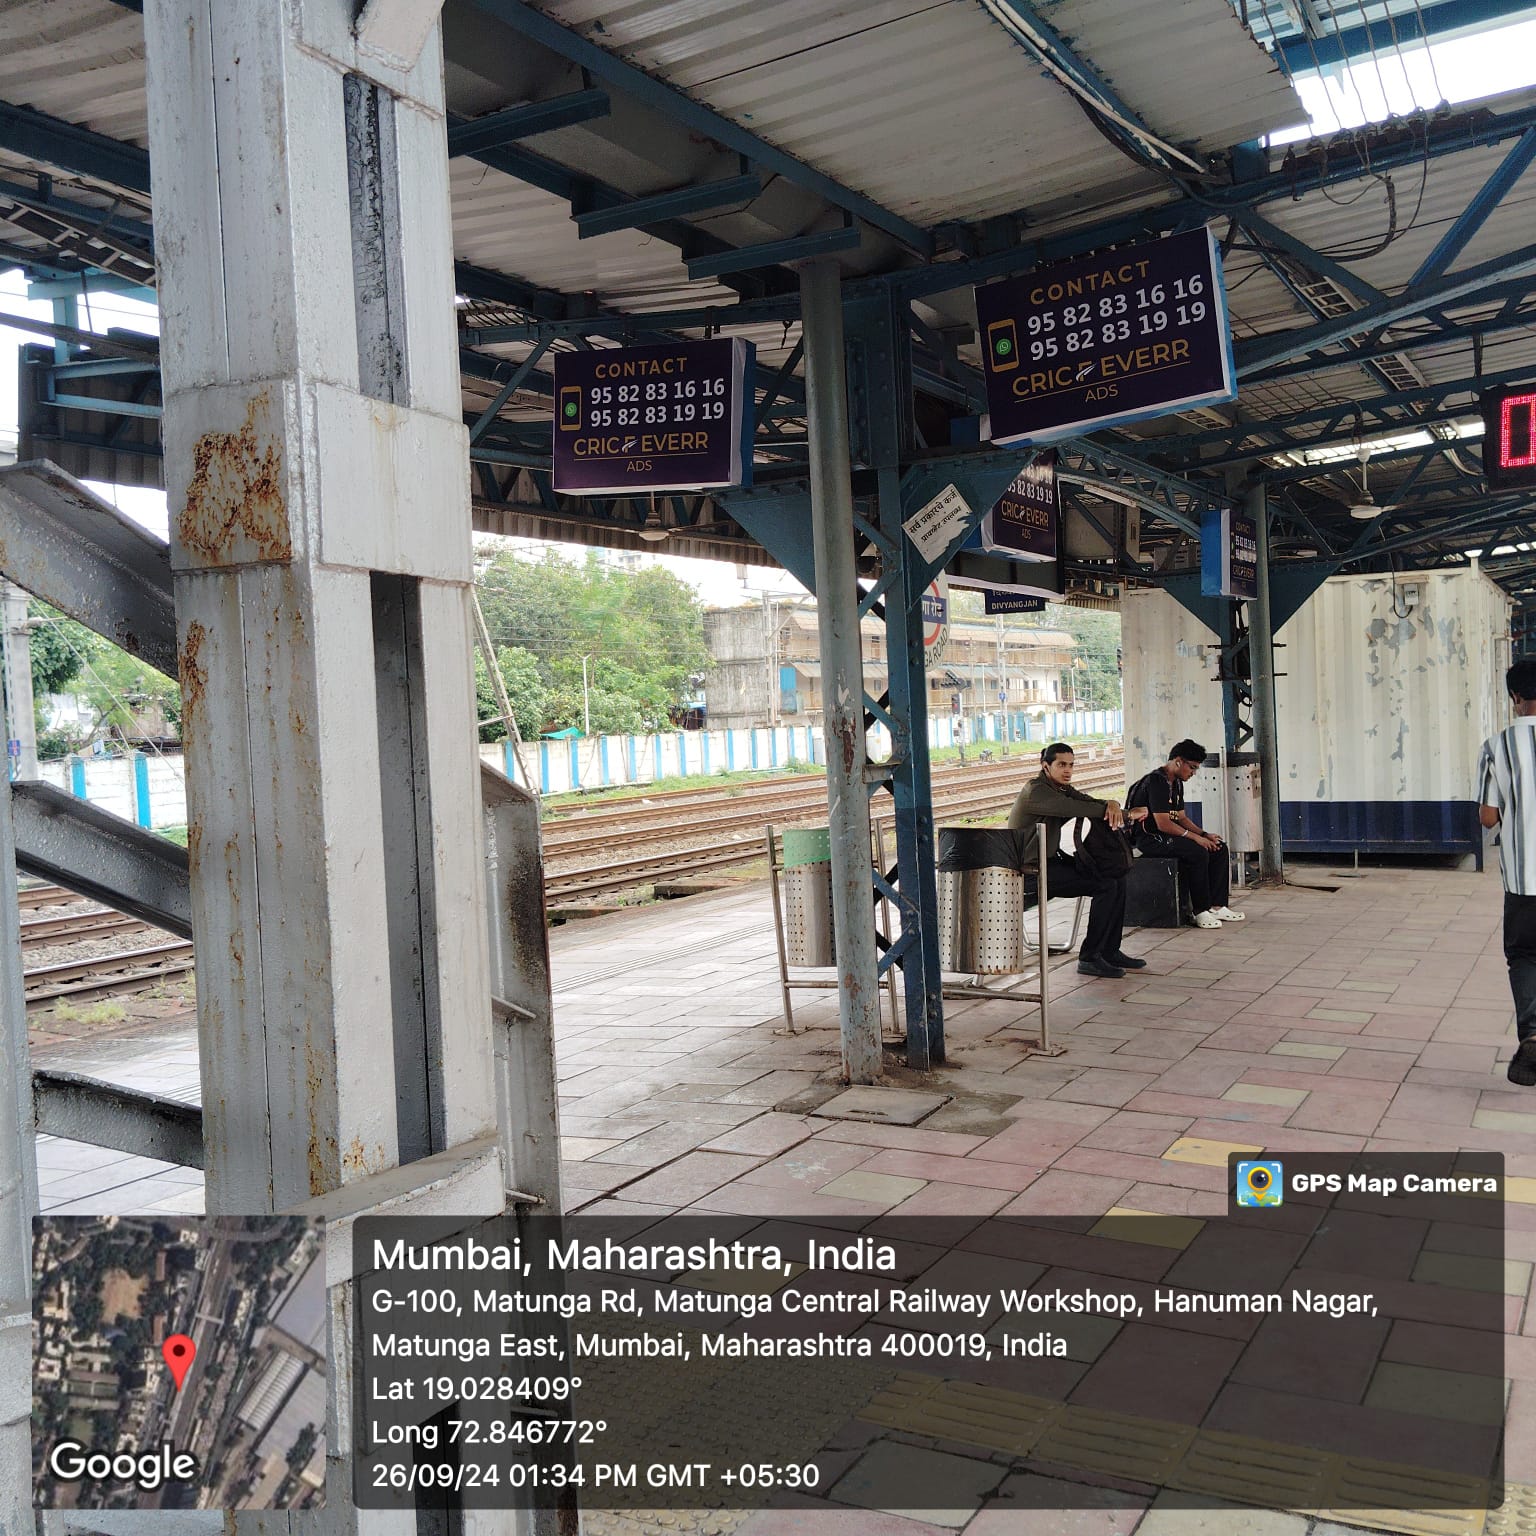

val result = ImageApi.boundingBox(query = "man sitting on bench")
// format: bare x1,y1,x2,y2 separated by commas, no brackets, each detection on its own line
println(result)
1007,742,1148,979
1127,739,1246,930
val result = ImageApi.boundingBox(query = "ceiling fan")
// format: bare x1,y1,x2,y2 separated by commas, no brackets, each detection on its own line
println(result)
1348,443,1392,520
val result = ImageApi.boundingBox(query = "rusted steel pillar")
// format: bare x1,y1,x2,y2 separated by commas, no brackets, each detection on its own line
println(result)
799,258,882,1084
144,2,507,1526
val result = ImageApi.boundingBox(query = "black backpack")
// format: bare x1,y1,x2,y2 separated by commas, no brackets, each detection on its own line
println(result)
1071,816,1134,881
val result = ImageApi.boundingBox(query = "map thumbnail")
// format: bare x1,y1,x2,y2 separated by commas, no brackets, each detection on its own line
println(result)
33,1215,326,1511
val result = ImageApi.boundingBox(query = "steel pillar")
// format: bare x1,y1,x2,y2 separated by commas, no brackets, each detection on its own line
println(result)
798,258,882,1083
1,584,36,778
845,291,945,1068
1246,483,1284,882
142,2,526,1529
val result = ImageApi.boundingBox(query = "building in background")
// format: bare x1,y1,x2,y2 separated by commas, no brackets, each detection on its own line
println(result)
703,598,1075,730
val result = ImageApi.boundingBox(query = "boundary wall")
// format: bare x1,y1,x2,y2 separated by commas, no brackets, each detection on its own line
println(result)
7,709,1123,818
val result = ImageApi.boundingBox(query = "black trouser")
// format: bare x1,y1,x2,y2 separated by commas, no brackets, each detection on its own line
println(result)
1047,852,1126,962
1505,893,1536,1045
1140,833,1230,913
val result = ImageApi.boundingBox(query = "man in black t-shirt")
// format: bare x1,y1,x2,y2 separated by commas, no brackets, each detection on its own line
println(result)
1127,739,1245,929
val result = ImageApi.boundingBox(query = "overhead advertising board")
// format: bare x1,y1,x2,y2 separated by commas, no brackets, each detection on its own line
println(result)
983,591,1046,615
975,228,1236,445
1483,385,1536,492
982,452,1057,561
553,338,755,494
1200,506,1258,600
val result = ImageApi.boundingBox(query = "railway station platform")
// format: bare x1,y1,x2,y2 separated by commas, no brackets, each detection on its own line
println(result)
26,856,1534,1534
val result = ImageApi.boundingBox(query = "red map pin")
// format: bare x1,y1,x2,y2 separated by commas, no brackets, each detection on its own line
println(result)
162,1335,195,1391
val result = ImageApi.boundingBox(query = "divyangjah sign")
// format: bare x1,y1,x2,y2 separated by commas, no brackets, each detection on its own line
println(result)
976,228,1236,445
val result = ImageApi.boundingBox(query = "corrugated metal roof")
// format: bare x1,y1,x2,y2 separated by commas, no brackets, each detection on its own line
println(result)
535,0,1302,224
0,0,147,148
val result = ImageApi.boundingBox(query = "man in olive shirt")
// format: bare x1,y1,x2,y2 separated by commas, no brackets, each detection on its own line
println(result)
1007,742,1148,979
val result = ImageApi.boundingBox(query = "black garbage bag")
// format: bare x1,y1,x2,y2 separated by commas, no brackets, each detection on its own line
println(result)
935,826,1033,874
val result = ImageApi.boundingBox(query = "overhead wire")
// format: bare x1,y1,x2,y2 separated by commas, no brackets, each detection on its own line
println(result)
1409,0,1448,106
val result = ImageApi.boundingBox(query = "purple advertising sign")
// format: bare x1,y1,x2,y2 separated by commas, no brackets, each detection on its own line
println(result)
553,338,755,494
983,451,1057,561
976,228,1235,445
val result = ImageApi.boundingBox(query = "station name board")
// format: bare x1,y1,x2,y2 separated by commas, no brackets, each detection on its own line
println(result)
1201,506,1258,601
982,452,1057,561
1483,385,1536,492
976,228,1236,445
553,338,755,494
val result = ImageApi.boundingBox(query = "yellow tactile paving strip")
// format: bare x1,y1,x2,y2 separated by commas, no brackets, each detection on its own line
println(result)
857,1372,1516,1535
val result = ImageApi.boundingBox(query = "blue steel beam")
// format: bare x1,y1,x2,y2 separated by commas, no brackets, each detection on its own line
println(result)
446,90,612,155
446,118,766,294
1151,360,1535,460
900,96,1536,299
1236,243,1536,374
1237,212,1386,305
1248,280,1536,384
685,226,863,281
1235,226,1408,402
469,338,551,444
1410,126,1536,286
462,0,934,256
1273,0,1536,73
0,100,149,196
575,175,762,240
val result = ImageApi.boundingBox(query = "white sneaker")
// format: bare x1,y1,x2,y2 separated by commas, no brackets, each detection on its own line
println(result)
1191,911,1222,929
1210,906,1246,922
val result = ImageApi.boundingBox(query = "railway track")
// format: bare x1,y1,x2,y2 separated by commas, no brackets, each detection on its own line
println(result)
19,752,1124,1005
543,756,1127,900
541,757,1029,856
25,940,196,1009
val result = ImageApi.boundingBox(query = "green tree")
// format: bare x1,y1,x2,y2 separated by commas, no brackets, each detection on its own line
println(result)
76,645,181,743
1041,605,1122,710
475,548,707,733
499,647,551,735
28,605,104,695
22,601,181,753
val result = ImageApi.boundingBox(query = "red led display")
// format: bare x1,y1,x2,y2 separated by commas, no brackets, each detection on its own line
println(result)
1484,386,1536,490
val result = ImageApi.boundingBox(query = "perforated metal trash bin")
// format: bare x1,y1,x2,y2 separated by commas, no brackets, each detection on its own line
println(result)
936,827,1033,974
781,827,835,966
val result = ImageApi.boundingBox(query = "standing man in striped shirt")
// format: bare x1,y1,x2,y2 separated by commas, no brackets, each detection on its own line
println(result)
1478,659,1536,1085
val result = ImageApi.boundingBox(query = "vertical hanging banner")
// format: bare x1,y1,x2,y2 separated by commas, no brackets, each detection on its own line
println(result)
982,451,1058,561
553,338,755,494
1200,507,1258,600
975,228,1236,445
